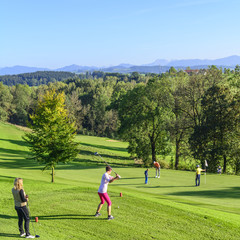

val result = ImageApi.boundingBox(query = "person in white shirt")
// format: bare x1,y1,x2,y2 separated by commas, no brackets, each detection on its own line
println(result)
95,166,120,220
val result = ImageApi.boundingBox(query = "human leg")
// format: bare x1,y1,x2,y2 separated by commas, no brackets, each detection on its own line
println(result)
95,192,105,216
196,174,200,186
145,176,148,184
20,206,30,236
101,193,114,219
15,207,24,235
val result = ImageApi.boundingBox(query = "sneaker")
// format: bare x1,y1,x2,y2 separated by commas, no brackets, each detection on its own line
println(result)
155,176,157,178
108,215,114,220
20,233,26,237
158,176,160,178
95,212,101,217
25,235,35,239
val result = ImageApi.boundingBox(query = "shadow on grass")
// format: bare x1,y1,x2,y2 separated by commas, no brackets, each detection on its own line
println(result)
37,214,106,220
0,233,21,238
0,155,41,169
0,147,28,156
80,142,127,153
136,185,195,189
0,138,29,147
167,187,240,199
60,151,135,170
0,214,17,219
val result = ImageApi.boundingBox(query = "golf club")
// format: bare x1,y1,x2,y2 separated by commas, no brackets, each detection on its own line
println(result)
27,202,40,238
94,152,121,178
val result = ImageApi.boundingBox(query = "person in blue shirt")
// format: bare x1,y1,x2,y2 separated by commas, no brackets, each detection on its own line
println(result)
144,169,149,184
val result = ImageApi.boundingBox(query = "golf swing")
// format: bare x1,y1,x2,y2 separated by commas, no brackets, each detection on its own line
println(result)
94,152,121,178
94,152,121,220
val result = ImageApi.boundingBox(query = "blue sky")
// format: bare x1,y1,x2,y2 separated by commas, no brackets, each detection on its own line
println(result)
1,0,239,68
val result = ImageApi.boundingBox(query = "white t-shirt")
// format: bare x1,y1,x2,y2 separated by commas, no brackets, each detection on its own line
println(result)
98,172,113,193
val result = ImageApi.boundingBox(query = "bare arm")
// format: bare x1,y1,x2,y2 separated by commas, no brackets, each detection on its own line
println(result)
109,175,120,183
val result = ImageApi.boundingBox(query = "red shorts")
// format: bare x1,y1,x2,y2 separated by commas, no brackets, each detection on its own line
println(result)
98,192,112,206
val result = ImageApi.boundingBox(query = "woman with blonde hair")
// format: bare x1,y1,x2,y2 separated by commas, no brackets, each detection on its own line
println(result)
12,178,35,238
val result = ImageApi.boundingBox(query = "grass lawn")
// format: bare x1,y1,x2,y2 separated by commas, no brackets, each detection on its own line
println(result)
0,122,240,240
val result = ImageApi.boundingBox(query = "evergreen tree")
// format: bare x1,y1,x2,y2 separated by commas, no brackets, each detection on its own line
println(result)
23,89,79,182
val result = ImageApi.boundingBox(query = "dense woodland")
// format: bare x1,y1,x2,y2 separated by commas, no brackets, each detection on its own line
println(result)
0,66,240,174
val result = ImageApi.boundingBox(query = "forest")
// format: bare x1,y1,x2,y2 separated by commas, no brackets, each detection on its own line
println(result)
0,66,239,174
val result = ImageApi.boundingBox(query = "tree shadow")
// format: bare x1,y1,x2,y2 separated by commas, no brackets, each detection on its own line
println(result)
80,142,127,153
136,185,195,188
0,155,41,169
0,147,28,156
0,138,29,147
167,187,240,199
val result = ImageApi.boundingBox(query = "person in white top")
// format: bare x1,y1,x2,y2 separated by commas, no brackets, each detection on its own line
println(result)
95,166,120,220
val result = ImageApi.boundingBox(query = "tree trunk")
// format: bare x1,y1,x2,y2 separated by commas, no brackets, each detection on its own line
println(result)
223,155,227,173
51,166,54,183
151,139,156,163
175,138,180,170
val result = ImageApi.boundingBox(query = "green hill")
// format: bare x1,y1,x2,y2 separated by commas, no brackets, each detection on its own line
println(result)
0,122,240,240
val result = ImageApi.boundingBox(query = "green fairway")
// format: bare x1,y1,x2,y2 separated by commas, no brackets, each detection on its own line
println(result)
0,122,240,240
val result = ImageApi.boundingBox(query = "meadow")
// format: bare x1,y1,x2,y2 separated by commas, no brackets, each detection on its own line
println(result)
0,122,240,240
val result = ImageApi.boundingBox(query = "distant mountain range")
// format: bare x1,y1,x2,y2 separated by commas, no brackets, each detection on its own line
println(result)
1,55,240,75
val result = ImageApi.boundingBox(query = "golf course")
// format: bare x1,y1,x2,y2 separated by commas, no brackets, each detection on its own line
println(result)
0,121,240,240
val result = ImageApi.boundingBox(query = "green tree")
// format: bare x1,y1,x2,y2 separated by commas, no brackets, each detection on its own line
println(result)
189,85,240,172
118,78,173,165
168,72,192,169
23,89,79,182
10,84,32,125
0,83,13,121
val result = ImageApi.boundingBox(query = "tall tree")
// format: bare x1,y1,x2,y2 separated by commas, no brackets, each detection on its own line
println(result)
118,78,173,165
189,85,240,172
0,82,13,121
23,89,79,182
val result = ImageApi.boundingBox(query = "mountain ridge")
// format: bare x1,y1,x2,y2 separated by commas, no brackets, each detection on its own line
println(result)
1,55,239,75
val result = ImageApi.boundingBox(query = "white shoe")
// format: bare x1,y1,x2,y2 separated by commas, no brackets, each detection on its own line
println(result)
108,215,114,220
26,235,35,239
20,233,26,237
158,176,160,178
95,212,101,217
155,176,157,178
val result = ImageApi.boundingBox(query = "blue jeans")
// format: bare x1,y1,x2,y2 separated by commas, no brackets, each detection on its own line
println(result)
196,174,200,186
145,176,148,184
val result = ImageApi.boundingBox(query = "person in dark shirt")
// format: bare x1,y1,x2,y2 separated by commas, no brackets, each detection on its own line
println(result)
12,178,35,239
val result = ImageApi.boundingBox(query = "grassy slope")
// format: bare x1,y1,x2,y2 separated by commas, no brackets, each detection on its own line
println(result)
0,122,240,240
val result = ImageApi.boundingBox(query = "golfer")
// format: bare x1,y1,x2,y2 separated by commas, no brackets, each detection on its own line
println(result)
217,166,222,174
95,166,120,220
195,165,205,186
154,161,161,178
144,169,149,184
12,178,35,238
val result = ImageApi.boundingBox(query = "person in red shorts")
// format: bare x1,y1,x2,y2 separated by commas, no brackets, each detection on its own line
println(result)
95,166,120,220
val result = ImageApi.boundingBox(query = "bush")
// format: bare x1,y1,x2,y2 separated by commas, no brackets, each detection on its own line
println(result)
159,160,169,169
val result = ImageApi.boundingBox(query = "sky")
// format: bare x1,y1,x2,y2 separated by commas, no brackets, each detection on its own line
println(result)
1,0,240,68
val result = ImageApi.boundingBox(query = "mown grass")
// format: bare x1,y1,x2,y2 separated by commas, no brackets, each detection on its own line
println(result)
0,122,240,240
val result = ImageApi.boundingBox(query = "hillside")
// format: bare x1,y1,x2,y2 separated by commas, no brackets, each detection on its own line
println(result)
0,71,77,86
0,122,240,240
1,55,239,76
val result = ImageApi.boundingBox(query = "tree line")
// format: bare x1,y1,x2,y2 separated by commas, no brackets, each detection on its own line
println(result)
0,66,239,174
